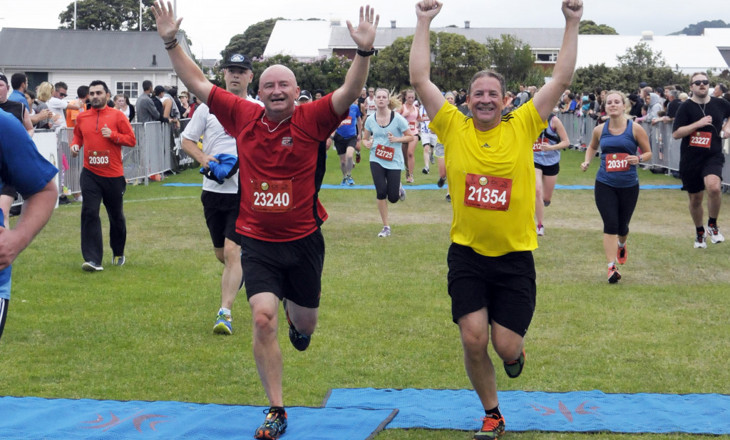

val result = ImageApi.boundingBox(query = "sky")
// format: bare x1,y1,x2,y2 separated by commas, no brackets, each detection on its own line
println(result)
2,0,730,60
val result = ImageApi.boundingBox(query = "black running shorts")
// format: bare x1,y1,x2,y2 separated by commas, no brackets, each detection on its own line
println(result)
447,244,536,336
240,229,324,308
201,190,240,248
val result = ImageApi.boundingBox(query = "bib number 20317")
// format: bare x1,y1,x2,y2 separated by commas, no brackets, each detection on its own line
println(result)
250,179,293,213
463,174,511,211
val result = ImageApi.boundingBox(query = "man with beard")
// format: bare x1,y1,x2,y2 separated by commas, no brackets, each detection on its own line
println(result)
672,72,730,248
71,80,136,271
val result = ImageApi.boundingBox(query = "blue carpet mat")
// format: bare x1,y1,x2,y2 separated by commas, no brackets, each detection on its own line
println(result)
323,388,730,434
164,183,682,190
0,396,396,440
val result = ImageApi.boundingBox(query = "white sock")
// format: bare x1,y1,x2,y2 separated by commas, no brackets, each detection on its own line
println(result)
608,262,616,269
219,307,232,317
618,241,626,248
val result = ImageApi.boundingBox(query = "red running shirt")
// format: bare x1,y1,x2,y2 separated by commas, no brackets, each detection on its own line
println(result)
72,106,136,178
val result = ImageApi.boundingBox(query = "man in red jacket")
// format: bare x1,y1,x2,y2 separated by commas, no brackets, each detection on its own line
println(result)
71,80,136,271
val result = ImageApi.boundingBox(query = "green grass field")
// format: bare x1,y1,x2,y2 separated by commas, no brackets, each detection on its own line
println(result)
2,146,729,439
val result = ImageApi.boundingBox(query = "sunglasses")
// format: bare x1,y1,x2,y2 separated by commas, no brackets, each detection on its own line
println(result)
692,80,710,86
59,93,68,97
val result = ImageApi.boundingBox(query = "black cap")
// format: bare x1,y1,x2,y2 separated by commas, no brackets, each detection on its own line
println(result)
0,74,7,85
298,90,312,101
222,53,253,70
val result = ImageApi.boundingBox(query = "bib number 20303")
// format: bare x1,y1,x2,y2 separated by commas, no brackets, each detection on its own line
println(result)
463,174,512,211
250,179,293,213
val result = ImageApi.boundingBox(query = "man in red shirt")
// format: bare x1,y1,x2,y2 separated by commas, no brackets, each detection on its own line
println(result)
71,80,136,272
153,2,378,438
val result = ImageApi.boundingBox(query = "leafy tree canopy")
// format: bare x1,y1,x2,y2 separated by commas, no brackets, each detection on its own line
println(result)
579,20,617,35
221,18,282,62
58,0,156,31
669,20,730,36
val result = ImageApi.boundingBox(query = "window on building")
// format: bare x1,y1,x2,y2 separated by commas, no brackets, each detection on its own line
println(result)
535,52,559,63
116,81,139,99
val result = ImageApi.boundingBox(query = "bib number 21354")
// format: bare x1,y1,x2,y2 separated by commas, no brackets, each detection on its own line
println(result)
463,174,511,211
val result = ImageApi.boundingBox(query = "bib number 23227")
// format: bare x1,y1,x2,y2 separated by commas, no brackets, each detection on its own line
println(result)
689,131,711,148
463,174,511,211
250,179,293,213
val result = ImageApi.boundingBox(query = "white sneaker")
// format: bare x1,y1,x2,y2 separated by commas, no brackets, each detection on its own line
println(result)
694,234,707,249
536,225,545,236
378,226,391,237
82,261,104,271
707,224,725,244
398,184,406,201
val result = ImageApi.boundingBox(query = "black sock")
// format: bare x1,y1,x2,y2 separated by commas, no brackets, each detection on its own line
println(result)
697,226,705,235
709,217,717,227
485,406,501,418
269,406,285,414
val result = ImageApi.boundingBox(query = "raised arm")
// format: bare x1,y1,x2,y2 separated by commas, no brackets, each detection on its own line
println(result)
331,6,379,115
409,0,445,120
152,1,213,104
532,0,582,121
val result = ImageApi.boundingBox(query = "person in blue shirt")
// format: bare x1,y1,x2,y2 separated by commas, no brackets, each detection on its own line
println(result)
8,73,30,111
0,109,58,342
330,99,363,185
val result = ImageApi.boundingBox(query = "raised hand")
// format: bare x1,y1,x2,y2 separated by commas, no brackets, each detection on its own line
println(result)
151,1,183,42
416,0,442,20
562,0,583,22
346,5,379,51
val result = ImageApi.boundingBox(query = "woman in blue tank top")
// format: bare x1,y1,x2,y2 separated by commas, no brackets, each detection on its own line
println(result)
533,112,570,236
580,91,652,284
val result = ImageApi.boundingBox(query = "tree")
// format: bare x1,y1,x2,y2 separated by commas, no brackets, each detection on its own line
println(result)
579,20,617,35
572,43,688,93
221,18,281,62
670,20,730,36
58,0,156,31
368,35,413,91
485,34,537,91
431,32,489,92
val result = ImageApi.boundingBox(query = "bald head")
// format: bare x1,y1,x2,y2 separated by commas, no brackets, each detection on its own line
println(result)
258,64,300,121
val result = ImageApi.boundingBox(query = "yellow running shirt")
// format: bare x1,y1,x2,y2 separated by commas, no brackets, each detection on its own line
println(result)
429,100,546,257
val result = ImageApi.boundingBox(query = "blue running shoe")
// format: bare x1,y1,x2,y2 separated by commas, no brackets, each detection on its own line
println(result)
213,311,233,335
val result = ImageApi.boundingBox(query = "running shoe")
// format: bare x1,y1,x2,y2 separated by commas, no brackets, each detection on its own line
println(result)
346,176,355,186
422,167,429,174
340,177,347,186
437,177,446,188
694,233,707,249
503,349,525,378
608,264,621,284
113,255,126,266
406,175,414,183
707,223,724,244
82,261,103,272
378,226,391,237
283,299,310,351
254,407,288,439
616,243,628,265
355,151,361,163
213,311,233,335
536,225,544,236
473,413,505,439
399,184,406,201
445,194,451,203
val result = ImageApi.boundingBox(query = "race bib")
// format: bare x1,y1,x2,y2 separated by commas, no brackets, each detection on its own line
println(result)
605,153,630,172
408,122,417,132
375,144,395,161
689,131,711,148
532,140,547,152
340,117,352,126
463,174,512,211
88,150,110,166
250,179,293,213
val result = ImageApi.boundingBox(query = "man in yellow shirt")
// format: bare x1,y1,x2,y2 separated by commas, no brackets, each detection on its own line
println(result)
409,1,582,438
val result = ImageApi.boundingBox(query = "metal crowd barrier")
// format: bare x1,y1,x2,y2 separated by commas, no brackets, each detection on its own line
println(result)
26,120,195,202
555,113,730,189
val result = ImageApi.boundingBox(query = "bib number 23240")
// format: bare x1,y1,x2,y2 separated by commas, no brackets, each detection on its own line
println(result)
250,179,293,213
463,174,511,211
